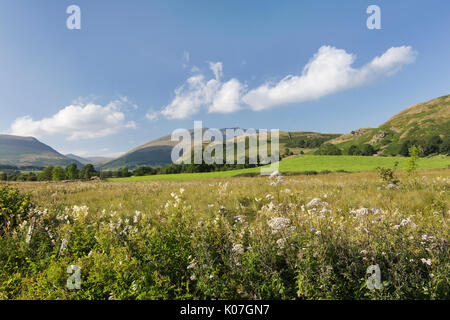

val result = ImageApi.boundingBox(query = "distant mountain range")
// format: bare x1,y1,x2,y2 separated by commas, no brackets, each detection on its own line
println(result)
65,154,113,165
1,95,448,170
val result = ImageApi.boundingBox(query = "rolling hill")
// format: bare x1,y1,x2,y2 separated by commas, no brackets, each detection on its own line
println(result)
100,129,341,170
0,135,82,168
331,95,450,155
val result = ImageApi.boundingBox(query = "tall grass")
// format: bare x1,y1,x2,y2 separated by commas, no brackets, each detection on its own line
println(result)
0,170,448,299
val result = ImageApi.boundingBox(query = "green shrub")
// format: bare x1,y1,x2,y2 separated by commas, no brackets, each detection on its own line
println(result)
0,186,32,233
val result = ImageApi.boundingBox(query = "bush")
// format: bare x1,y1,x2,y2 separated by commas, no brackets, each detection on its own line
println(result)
314,143,342,155
0,186,32,233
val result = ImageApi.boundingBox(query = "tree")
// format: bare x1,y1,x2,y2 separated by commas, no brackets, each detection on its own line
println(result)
0,172,6,181
314,143,342,155
65,163,79,180
39,166,54,181
439,137,450,155
134,166,155,176
120,167,131,178
406,145,421,177
361,144,376,156
79,164,97,180
423,135,442,155
52,166,66,181
347,145,361,155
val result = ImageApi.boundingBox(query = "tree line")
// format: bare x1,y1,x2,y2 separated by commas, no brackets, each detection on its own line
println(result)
312,135,449,156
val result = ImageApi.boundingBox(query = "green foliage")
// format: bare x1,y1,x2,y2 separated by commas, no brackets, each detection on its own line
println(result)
406,145,421,177
0,186,32,233
347,145,362,155
52,166,66,181
376,162,399,185
360,144,376,156
39,165,54,181
314,143,342,155
66,163,79,180
439,137,450,155
79,164,97,180
0,174,449,300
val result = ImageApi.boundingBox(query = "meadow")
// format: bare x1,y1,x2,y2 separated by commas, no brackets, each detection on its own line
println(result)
0,167,448,300
111,155,450,181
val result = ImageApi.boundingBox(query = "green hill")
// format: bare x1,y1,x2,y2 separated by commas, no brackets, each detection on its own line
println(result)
101,129,341,170
331,95,450,155
0,135,82,168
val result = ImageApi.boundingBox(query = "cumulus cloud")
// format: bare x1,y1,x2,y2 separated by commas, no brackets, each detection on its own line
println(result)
243,45,417,111
161,45,416,118
9,98,137,140
161,62,245,119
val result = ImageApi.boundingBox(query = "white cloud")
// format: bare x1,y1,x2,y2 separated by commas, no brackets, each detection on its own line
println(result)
161,45,417,119
209,79,245,114
9,98,137,140
145,110,159,121
243,45,417,111
161,62,246,119
209,61,223,80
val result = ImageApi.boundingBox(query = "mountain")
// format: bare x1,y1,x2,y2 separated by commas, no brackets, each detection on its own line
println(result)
0,135,82,168
65,154,90,165
100,129,341,170
331,95,450,155
65,154,114,165
99,129,207,170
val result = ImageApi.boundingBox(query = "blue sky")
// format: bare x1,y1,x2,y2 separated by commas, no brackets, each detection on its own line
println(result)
0,0,449,157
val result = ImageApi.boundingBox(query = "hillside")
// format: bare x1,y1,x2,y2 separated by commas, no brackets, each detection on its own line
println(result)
332,95,450,155
65,154,113,165
101,129,340,170
0,135,82,168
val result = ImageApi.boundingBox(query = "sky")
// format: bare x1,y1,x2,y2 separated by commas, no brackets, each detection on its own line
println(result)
0,0,449,157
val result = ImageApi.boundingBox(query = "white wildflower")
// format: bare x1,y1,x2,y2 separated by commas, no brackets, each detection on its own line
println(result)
421,258,432,266
232,244,245,255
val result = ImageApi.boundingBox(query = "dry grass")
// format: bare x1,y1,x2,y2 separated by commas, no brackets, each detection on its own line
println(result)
1,169,449,299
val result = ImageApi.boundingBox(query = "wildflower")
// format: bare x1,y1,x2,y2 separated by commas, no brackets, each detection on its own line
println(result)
208,204,214,208
421,258,432,266
179,188,185,194
268,217,295,234
306,198,328,208
276,238,287,249
350,208,369,216
284,189,292,194
232,244,245,255
234,215,246,224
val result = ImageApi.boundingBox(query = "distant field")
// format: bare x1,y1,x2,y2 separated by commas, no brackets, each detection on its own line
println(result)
110,155,450,181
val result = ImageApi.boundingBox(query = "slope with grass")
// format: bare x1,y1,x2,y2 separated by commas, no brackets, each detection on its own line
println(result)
110,155,450,181
0,135,82,168
101,129,341,170
332,95,450,155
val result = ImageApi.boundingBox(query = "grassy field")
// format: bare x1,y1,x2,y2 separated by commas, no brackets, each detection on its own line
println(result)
0,169,449,300
111,155,450,181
